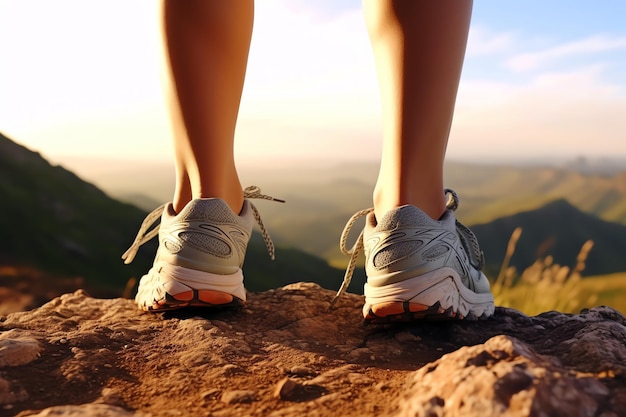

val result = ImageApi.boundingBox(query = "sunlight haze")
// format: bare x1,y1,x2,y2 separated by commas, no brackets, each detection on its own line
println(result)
1,0,626,174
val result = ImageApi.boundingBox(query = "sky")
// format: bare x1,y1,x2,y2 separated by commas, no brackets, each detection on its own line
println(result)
1,0,626,169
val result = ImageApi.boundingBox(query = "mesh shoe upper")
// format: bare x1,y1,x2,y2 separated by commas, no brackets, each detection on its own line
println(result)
363,204,492,295
335,189,494,320
155,199,255,275
122,186,282,311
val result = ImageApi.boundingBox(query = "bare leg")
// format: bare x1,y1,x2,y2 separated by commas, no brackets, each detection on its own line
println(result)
163,0,253,213
363,0,473,220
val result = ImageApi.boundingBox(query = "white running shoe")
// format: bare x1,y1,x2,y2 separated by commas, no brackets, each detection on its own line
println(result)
336,189,495,322
122,186,282,312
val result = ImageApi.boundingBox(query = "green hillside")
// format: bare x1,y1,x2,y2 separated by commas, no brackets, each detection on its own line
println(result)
472,199,626,277
239,162,626,270
445,162,626,227
6,128,625,305
0,132,155,291
0,132,354,298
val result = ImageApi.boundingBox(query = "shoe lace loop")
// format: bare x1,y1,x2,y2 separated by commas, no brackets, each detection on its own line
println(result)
330,189,464,307
444,188,484,269
244,186,285,260
444,188,459,211
121,203,167,265
121,186,284,264
330,207,374,307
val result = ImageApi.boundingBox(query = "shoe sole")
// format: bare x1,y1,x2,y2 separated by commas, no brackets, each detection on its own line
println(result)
363,267,495,323
141,289,244,312
136,263,246,312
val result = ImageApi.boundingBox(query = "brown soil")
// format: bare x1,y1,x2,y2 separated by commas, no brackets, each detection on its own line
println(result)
1,283,625,417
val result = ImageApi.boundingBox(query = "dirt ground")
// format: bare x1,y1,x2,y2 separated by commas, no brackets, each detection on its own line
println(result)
1,284,441,417
2,282,625,417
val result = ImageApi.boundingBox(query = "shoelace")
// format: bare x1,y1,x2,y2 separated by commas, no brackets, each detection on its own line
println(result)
121,186,284,264
330,189,460,307
243,186,285,260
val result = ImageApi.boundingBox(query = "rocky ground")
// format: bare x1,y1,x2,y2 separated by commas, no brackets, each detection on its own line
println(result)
1,282,625,417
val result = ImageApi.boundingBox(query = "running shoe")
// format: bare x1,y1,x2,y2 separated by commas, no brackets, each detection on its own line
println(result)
334,189,494,322
122,186,283,311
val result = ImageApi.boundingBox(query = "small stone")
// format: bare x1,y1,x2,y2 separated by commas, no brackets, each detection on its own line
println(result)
289,365,315,376
348,373,374,385
220,390,256,404
274,377,300,400
0,330,41,367
347,347,372,362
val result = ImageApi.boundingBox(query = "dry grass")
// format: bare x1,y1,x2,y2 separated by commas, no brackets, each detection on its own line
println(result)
491,227,602,315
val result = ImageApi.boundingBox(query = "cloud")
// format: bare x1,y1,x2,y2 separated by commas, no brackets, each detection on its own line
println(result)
466,26,516,56
506,35,626,72
449,65,626,159
3,1,626,166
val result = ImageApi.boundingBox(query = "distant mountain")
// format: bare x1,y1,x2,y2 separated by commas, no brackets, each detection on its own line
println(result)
0,132,354,300
472,199,626,277
445,162,626,228
83,159,626,270
5,129,625,303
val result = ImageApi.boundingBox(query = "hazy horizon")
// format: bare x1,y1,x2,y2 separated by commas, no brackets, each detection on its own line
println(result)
2,1,626,166
42,147,626,174
19,145,622,214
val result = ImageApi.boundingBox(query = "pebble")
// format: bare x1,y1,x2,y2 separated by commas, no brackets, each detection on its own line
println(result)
346,348,372,362
348,372,374,385
0,330,42,367
220,390,256,404
274,377,300,400
289,365,315,376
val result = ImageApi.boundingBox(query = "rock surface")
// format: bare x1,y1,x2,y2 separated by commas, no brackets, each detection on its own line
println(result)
0,283,625,417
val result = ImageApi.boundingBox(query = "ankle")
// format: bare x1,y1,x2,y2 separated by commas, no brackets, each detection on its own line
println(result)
373,188,446,221
172,189,244,214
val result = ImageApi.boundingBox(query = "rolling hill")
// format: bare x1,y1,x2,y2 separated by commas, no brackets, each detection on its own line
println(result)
472,198,626,277
0,132,356,301
445,162,626,227
4,129,626,306
0,132,155,291
80,158,626,270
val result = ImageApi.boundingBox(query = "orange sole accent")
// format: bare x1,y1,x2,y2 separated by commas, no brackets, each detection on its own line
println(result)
363,301,461,323
144,290,243,312
170,290,194,302
197,290,234,305
367,301,430,318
